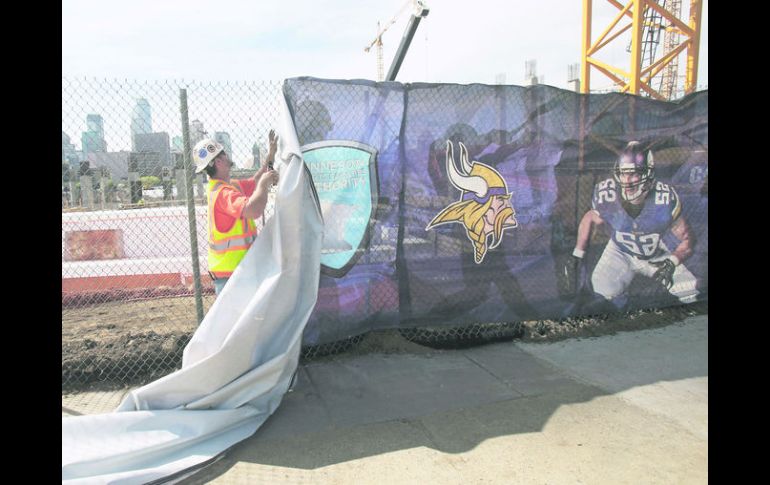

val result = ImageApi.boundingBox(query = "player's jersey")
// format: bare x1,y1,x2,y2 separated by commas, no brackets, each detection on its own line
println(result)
670,160,707,193
591,177,681,260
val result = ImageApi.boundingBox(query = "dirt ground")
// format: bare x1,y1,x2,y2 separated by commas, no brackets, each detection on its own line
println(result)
62,295,215,390
62,296,708,392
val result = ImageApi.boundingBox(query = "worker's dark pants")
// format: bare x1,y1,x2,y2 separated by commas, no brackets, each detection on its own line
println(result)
213,277,229,295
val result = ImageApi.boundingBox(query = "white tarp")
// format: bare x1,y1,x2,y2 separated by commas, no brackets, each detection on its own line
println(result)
62,94,324,484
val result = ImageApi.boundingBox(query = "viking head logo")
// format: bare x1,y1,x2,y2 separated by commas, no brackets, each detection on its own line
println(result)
426,141,518,264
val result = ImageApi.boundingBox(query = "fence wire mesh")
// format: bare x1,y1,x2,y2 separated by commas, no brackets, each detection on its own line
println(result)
62,77,707,392
62,78,283,390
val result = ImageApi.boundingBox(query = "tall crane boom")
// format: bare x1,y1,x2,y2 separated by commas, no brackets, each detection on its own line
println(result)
365,21,387,82
364,0,430,81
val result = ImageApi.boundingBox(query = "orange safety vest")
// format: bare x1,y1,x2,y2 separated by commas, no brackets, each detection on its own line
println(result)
207,179,258,279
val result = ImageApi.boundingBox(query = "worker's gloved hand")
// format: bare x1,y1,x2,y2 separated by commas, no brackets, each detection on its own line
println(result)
267,129,279,169
258,169,279,190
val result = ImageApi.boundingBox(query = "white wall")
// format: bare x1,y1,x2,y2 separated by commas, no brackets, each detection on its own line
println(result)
62,206,211,278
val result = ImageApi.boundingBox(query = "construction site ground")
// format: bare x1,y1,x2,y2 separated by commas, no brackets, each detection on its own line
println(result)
62,304,708,484
62,296,707,392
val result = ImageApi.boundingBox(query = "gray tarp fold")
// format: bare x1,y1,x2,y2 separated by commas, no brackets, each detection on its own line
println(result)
62,91,323,484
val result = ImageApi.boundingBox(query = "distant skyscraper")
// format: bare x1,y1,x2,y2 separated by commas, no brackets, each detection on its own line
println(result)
86,114,104,139
133,132,171,170
82,114,107,156
171,136,184,153
130,151,165,178
213,131,232,156
130,99,152,150
62,131,78,163
86,151,132,179
82,132,106,155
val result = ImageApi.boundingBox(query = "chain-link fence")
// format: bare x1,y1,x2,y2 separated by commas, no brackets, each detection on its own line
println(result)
284,78,707,346
62,78,284,390
62,77,707,392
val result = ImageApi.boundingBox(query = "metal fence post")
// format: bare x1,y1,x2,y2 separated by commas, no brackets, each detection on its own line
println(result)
180,88,204,324
69,166,78,207
161,167,173,200
100,171,109,209
80,175,94,209
128,155,142,204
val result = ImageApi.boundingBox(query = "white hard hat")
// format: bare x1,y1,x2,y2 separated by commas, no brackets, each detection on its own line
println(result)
193,138,225,173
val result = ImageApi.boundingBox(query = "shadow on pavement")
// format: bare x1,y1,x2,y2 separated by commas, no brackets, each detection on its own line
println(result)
182,314,707,482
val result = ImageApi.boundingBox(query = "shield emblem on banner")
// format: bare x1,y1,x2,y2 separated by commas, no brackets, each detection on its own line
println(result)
301,140,379,277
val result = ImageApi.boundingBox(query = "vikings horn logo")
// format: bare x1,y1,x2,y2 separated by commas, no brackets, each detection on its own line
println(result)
426,141,518,264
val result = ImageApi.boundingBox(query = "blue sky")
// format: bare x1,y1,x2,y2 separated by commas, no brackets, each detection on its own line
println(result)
62,0,707,90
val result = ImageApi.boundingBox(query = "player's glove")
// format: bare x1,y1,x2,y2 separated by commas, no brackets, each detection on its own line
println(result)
650,257,677,289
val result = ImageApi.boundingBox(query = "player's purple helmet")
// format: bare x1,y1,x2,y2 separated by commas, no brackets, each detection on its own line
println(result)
613,141,655,202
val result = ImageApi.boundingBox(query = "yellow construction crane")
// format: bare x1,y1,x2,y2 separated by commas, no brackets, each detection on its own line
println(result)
364,0,430,81
580,0,703,100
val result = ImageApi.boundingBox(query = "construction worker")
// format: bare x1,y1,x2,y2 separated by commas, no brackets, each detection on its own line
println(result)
193,130,280,295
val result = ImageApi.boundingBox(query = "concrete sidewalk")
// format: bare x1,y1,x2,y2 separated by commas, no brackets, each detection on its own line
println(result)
180,314,707,484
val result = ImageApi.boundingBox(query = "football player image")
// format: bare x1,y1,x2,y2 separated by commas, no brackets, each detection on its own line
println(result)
564,141,699,311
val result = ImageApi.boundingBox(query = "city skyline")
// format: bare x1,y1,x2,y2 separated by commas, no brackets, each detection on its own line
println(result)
62,90,273,178
62,77,282,173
